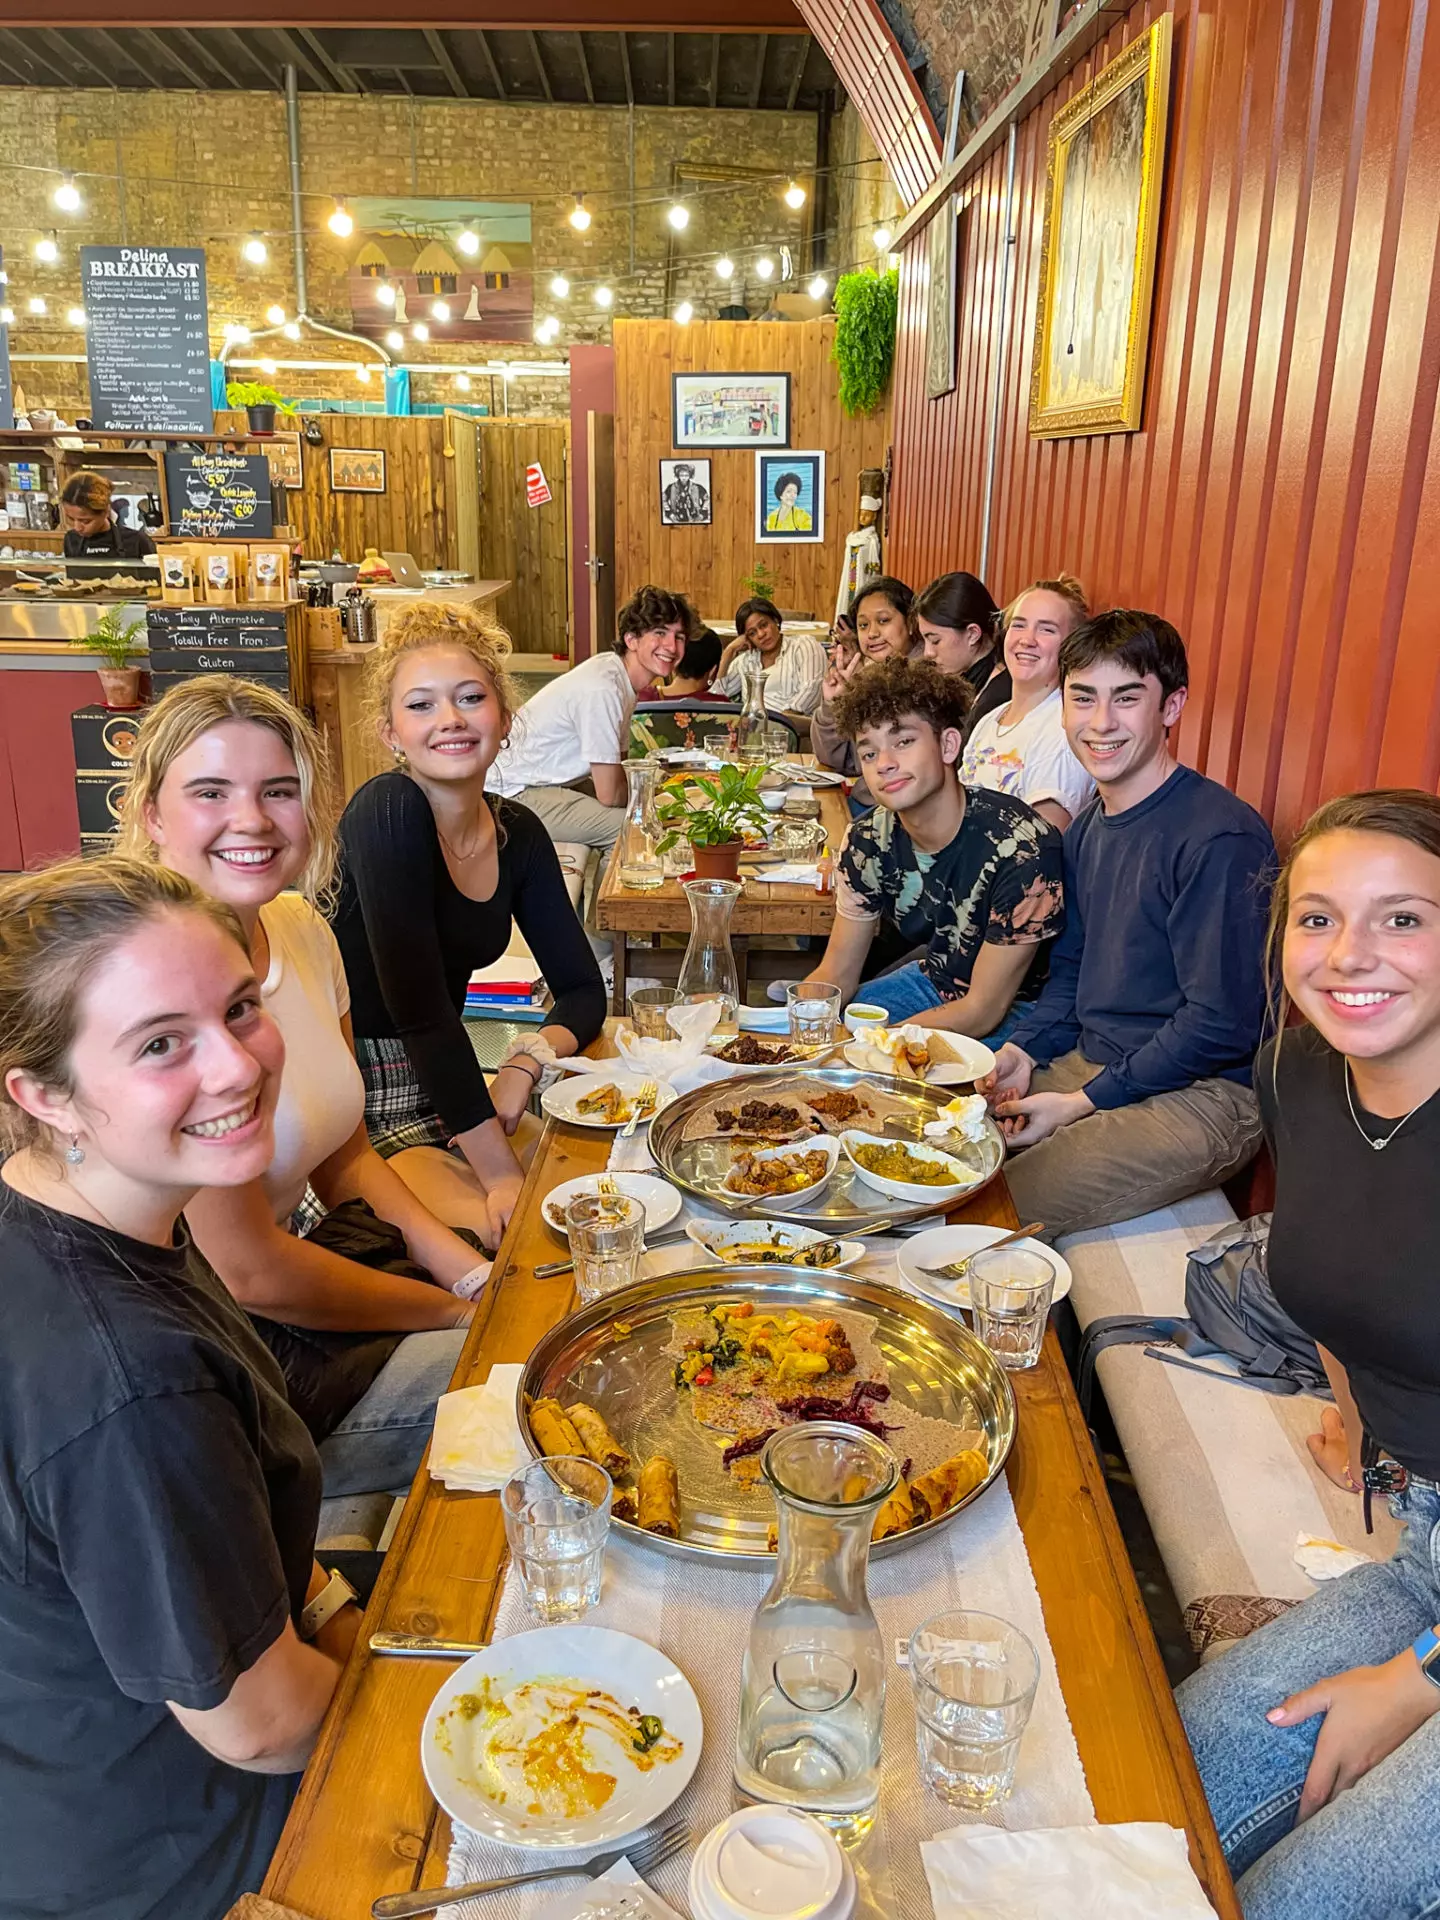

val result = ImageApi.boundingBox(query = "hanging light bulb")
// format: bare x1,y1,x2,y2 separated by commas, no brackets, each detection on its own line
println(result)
33,232,59,265
432,299,452,323
228,323,252,344
281,320,301,341
755,255,775,281
457,227,481,256
807,274,828,300
375,279,396,306
385,328,405,350
784,179,807,210
53,173,82,213
569,193,591,232
666,202,690,231
66,306,86,327
259,357,278,374
411,321,430,341
714,256,734,280
674,301,693,325
27,296,46,315
265,304,286,326
243,234,268,265
327,200,354,238
455,373,472,392
549,273,570,298
355,364,371,383
593,285,614,309
0,307,13,327
872,226,893,253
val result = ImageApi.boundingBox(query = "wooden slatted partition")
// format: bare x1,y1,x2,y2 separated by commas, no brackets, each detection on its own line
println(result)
476,418,572,656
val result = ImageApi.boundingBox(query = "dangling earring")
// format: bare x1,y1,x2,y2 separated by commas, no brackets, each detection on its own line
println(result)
65,1134,85,1165
391,745,407,767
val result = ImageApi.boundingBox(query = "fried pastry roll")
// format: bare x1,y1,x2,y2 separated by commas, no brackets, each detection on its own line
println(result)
637,1454,680,1537
566,1400,632,1478
909,1447,989,1522
529,1396,585,1458
871,1478,917,1541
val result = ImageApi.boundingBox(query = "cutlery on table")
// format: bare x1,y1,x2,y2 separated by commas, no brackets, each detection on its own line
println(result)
370,1819,690,1917
917,1222,1047,1282
534,1226,692,1280
369,1632,488,1659
619,1080,658,1140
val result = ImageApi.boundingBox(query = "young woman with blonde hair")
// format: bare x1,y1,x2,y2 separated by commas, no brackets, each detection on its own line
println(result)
121,676,484,1496
331,600,606,1248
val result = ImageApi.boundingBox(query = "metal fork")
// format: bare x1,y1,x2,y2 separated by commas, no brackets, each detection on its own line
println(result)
371,1820,690,1917
619,1079,658,1140
918,1221,1046,1282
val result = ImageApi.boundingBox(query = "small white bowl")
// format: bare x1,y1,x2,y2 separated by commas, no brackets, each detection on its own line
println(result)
839,1128,979,1203
759,788,787,812
843,1002,889,1035
721,1136,840,1209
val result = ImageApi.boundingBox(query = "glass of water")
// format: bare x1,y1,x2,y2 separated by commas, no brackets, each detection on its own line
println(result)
501,1456,612,1623
703,730,734,762
565,1193,645,1305
628,985,680,1038
968,1246,1056,1370
787,980,842,1046
908,1609,1039,1809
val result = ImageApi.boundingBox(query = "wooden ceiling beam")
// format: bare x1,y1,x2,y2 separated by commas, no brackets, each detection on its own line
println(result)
526,29,553,100
41,28,115,86
573,29,593,102
0,5,807,31
784,36,806,110
140,24,209,87
748,33,766,109
617,29,632,106
0,28,74,85
424,27,468,95
472,28,506,97
706,31,719,107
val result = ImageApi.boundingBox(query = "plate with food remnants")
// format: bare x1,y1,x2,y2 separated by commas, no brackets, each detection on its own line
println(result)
541,1072,678,1131
423,1624,702,1847
896,1224,1073,1312
684,1218,866,1270
843,1024,996,1087
542,1173,684,1236
519,1268,1015,1566
721,1137,841,1208
705,1032,835,1070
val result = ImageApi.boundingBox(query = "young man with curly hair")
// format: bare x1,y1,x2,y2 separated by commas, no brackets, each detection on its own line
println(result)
799,656,1065,1037
487,584,694,850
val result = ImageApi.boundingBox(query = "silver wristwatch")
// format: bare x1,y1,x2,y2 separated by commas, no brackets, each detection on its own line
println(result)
300,1568,360,1641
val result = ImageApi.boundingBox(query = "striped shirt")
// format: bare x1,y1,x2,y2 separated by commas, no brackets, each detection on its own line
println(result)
715,633,827,716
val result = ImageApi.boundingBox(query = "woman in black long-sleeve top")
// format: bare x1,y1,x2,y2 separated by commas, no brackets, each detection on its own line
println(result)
331,602,605,1250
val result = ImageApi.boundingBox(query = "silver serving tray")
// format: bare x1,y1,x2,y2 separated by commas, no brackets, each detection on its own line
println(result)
646,1066,1005,1231
518,1265,1017,1569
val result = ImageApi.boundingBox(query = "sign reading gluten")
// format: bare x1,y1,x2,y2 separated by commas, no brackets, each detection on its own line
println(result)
164,450,275,538
81,244,212,433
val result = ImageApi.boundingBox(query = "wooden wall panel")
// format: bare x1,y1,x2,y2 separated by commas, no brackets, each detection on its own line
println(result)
476,419,572,656
886,0,1440,838
612,318,891,627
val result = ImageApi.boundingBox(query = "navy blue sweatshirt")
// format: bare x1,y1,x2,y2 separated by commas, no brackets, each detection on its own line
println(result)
1007,764,1275,1110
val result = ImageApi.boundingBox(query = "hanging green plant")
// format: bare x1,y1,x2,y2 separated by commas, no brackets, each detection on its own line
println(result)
832,268,899,416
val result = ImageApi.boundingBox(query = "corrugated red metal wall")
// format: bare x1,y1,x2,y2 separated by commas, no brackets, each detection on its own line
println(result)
888,0,1440,835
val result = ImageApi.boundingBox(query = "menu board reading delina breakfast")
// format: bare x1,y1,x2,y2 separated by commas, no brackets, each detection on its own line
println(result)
81,245,212,433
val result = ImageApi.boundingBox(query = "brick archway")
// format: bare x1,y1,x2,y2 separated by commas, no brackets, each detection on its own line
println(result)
796,0,940,203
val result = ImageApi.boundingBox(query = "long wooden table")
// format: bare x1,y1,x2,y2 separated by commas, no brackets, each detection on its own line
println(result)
263,1115,1239,1919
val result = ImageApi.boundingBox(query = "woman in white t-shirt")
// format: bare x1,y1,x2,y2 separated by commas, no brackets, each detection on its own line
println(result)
120,677,486,1496
960,574,1096,831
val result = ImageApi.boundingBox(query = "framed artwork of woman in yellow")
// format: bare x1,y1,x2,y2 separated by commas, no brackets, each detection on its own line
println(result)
755,449,824,544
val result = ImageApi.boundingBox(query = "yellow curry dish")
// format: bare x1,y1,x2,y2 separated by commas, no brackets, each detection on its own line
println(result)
850,1140,962,1187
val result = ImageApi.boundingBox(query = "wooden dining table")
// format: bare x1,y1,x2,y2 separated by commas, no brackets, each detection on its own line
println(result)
262,1106,1240,1920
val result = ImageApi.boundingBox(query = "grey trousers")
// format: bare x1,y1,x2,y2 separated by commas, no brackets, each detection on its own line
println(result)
515,781,624,852
1003,1048,1263,1243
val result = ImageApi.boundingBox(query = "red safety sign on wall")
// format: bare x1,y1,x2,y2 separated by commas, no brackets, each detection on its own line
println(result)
525,462,552,508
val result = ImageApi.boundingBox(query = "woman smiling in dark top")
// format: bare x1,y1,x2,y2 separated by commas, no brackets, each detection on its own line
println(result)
331,602,605,1252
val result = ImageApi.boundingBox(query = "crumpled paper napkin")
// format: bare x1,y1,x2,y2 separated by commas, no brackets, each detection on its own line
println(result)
920,1822,1217,1919
534,1861,685,1918
1294,1532,1373,1581
427,1361,527,1492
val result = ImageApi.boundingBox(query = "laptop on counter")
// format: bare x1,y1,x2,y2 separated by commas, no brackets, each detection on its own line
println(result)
381,551,426,589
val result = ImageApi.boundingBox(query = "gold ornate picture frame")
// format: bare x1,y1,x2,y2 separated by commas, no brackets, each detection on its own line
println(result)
1029,16,1173,438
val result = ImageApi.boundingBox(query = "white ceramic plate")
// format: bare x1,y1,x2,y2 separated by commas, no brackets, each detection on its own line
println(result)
842,1033,996,1085
543,1173,683,1236
895,1224,1073,1312
720,1135,840,1208
541,1071,678,1131
839,1129,980,1205
684,1218,866,1270
422,1626,703,1849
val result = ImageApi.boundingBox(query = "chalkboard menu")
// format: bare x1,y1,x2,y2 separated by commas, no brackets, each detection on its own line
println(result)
147,606,291,694
163,450,274,538
0,249,13,433
81,245,211,433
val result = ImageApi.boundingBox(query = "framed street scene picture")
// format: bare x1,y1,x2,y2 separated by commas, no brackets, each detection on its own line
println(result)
672,371,790,449
755,449,824,544
659,458,712,526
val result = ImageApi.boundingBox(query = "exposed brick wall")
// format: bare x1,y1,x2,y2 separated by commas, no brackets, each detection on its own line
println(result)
894,0,1031,131
829,102,902,277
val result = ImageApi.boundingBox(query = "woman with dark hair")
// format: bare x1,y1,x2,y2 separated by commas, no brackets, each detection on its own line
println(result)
812,576,917,810
61,470,157,560
915,571,1005,732
713,596,826,718
765,471,812,533
1179,788,1440,1920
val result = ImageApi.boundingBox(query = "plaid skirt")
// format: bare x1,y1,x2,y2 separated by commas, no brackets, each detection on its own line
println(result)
356,1035,454,1159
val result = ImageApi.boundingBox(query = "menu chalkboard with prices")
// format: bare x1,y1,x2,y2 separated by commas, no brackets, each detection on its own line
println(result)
164,450,274,538
81,245,212,433
146,606,292,691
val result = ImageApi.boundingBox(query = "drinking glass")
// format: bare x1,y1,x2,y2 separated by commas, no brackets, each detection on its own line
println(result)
967,1246,1055,1370
787,981,842,1046
628,985,680,1038
908,1609,1039,1809
565,1193,645,1305
501,1456,612,1623
703,730,734,761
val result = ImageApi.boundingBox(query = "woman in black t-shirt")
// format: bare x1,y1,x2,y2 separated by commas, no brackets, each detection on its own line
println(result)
1179,790,1440,1920
0,856,356,1920
60,469,158,560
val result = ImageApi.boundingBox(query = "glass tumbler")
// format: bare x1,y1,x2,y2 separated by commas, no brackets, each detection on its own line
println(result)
628,985,680,1039
565,1193,645,1305
967,1246,1056,1370
703,730,735,761
908,1609,1039,1809
501,1456,612,1623
787,981,842,1046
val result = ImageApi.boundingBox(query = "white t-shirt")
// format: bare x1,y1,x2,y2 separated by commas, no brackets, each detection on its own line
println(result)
487,653,636,797
714,634,828,716
259,892,366,1223
960,688,1095,820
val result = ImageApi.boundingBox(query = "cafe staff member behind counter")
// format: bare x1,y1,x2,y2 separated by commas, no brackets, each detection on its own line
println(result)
60,471,157,561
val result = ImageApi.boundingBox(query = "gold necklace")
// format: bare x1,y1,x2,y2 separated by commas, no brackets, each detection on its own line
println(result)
436,813,490,862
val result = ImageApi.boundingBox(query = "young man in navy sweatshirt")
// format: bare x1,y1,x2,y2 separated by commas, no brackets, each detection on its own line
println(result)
981,609,1275,1240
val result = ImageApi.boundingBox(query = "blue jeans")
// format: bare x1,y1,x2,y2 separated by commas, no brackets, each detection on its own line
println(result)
861,961,1024,1047
1178,1479,1440,1919
317,1327,467,1497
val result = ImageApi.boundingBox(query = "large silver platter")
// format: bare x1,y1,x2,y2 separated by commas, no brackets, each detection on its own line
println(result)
647,1066,1005,1230
519,1265,1016,1568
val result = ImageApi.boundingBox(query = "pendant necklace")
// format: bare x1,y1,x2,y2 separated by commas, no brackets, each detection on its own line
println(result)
437,813,487,862
1344,1062,1438,1152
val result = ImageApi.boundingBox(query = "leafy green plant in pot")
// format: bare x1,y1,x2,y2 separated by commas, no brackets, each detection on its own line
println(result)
82,607,147,709
656,761,772,881
225,380,295,435
740,556,779,603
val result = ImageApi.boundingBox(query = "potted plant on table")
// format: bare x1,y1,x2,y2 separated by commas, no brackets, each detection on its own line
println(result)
656,761,771,882
82,607,147,709
224,379,295,434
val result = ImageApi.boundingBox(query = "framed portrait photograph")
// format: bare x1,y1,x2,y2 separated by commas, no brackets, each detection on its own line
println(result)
673,372,790,449
1029,14,1173,438
755,449,824,544
329,446,387,493
659,457,713,527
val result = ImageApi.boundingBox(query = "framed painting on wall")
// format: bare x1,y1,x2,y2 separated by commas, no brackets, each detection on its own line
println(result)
330,446,387,493
755,450,824,544
262,431,303,491
1029,15,1173,438
673,372,790,449
659,458,712,526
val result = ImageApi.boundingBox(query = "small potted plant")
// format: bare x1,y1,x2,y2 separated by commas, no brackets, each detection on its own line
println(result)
82,607,147,709
225,379,294,434
656,761,771,881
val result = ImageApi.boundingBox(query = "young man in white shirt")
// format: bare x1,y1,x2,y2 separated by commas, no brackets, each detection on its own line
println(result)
713,596,827,723
486,585,693,849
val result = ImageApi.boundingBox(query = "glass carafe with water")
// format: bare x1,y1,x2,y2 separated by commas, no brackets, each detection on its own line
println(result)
676,877,741,1039
734,647,768,751
734,1422,897,1839
617,758,664,891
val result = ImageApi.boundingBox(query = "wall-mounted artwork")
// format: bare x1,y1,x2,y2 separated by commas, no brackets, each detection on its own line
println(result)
925,196,959,401
659,458,712,526
344,197,533,344
673,372,790,449
1029,16,1173,438
755,450,824,544
330,447,387,494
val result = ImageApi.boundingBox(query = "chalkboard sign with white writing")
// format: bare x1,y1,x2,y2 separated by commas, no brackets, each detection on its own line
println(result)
82,245,212,433
146,605,291,693
163,450,274,538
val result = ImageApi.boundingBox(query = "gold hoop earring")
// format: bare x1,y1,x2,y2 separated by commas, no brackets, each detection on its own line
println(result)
391,746,407,767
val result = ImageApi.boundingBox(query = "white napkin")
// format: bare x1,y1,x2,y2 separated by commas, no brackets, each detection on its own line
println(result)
747,861,824,885
610,998,724,1078
1294,1531,1373,1580
535,1861,685,1919
921,1822,1216,1918
427,1362,527,1492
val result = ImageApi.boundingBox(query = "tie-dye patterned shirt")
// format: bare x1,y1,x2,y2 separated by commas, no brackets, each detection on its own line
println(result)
836,786,1065,1000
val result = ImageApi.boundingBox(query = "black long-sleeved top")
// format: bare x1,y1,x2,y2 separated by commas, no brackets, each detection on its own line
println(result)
331,771,606,1135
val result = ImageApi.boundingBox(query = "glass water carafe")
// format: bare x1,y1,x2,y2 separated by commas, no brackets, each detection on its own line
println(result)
617,758,664,892
734,1423,897,1839
735,647,768,751
676,877,741,1037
